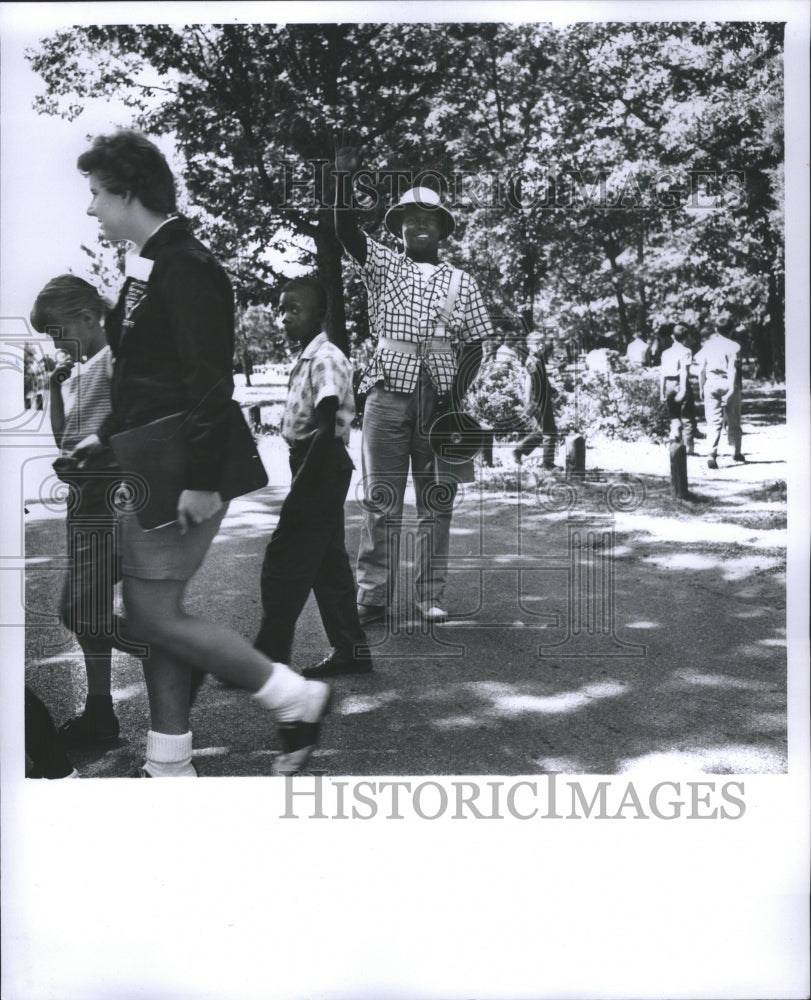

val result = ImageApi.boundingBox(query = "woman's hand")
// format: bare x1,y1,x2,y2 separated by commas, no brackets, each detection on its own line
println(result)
72,433,103,457
50,357,75,390
177,489,223,534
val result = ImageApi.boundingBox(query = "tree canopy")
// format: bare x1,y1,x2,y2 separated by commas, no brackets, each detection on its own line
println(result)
28,20,784,375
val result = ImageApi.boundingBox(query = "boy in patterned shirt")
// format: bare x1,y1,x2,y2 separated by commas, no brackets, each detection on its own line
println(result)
334,147,495,625
255,277,372,677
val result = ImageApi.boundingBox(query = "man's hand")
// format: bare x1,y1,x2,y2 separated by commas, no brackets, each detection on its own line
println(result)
674,390,685,403
722,391,733,405
177,489,223,534
334,134,363,175
332,134,367,264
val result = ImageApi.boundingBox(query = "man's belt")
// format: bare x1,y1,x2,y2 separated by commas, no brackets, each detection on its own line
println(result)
378,337,454,357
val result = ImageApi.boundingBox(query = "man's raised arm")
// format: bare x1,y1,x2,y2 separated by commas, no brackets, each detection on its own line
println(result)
333,145,367,266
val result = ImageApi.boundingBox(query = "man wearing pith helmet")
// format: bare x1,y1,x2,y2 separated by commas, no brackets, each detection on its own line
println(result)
334,148,495,625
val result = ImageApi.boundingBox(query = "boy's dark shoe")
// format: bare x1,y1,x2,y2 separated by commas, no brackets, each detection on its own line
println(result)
271,681,333,776
58,709,119,748
707,456,718,470
303,646,373,679
733,452,746,463
693,429,706,439
357,604,386,626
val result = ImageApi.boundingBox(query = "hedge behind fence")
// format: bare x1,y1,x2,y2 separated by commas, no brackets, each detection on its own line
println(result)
465,352,670,443
555,367,670,442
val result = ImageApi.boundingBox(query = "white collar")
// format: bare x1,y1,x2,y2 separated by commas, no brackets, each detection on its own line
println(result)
297,331,329,360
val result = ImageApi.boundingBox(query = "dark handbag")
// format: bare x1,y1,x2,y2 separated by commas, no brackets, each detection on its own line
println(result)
110,400,268,529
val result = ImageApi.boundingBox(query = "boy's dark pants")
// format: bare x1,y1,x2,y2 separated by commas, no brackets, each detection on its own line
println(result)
663,378,696,451
255,439,366,664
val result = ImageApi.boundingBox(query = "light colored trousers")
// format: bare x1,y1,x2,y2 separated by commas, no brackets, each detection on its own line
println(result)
704,376,742,453
356,377,458,609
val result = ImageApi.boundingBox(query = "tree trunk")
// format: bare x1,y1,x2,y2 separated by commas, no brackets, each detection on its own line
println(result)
767,270,784,382
637,226,648,340
241,348,252,387
607,252,630,342
750,320,772,380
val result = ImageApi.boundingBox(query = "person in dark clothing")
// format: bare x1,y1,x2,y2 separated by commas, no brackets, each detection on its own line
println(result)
74,130,331,776
512,331,558,468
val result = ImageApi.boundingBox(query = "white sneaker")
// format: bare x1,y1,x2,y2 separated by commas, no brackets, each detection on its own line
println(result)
416,601,448,623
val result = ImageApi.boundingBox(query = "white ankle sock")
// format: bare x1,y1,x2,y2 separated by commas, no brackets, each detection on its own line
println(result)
252,663,307,722
144,730,196,777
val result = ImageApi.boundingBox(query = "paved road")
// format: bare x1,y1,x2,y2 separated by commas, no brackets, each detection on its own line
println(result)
23,405,787,777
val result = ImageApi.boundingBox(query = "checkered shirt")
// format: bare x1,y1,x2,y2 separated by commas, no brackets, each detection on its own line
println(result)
281,333,355,446
354,236,494,394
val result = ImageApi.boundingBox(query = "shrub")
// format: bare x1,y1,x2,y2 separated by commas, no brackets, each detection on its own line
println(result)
464,354,533,432
554,366,670,442
465,350,669,443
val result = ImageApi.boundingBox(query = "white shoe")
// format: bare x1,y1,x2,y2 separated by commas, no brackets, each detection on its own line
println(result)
416,601,448,623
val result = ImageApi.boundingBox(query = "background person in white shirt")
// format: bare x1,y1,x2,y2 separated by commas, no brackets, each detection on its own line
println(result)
659,323,696,453
625,330,650,366
694,314,745,469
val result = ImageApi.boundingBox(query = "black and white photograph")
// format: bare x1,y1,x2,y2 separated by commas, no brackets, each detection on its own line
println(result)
1,2,808,998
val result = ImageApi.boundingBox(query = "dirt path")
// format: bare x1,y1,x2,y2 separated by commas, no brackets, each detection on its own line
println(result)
23,385,787,776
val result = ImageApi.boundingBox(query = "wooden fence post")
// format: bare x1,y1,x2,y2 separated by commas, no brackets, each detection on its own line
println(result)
669,441,689,499
565,433,586,478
